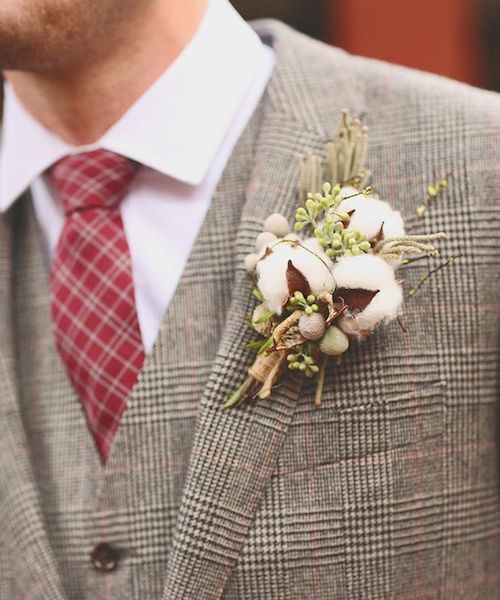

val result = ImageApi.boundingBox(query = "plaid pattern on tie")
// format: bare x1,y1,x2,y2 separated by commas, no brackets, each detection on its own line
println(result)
48,149,145,462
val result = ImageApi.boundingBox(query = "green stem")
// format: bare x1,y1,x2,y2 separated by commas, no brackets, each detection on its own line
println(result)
314,355,328,408
223,376,253,409
406,255,460,299
399,254,433,267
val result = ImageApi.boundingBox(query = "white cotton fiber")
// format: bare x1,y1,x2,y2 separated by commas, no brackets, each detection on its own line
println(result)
256,240,334,314
301,236,327,256
339,195,405,241
333,254,403,339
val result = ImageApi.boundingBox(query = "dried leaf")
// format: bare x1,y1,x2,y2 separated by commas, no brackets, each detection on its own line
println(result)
335,288,380,313
286,260,311,296
316,291,348,324
272,311,302,348
315,292,335,324
333,298,349,317
275,326,305,351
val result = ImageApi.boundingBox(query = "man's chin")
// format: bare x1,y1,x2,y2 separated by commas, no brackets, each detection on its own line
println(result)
0,16,62,72
0,0,98,73
0,42,56,73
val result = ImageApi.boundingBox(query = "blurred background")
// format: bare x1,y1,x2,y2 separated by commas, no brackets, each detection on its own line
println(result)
232,0,500,92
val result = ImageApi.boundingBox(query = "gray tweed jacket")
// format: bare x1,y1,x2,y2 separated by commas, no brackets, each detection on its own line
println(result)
0,20,499,600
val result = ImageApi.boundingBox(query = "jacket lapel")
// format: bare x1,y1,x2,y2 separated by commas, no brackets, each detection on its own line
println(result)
0,200,67,600
162,21,366,599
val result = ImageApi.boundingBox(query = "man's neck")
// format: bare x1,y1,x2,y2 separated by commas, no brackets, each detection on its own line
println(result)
2,0,207,146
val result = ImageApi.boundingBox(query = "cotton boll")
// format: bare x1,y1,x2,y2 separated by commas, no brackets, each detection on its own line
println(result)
256,241,335,315
339,196,405,241
333,254,403,339
287,240,334,295
334,254,394,291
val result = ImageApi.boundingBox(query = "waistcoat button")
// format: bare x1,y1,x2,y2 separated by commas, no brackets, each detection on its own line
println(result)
90,543,119,572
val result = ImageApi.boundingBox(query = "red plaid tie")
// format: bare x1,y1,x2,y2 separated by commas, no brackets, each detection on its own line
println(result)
49,149,145,462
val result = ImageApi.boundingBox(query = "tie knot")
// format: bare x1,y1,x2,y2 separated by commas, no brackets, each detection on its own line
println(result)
49,149,137,215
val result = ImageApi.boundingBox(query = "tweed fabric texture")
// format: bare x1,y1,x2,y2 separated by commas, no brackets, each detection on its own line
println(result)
49,150,144,460
0,20,499,600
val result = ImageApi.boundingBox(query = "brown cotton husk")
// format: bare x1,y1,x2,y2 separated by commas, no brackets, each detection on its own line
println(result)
335,288,380,313
372,221,385,244
286,260,311,296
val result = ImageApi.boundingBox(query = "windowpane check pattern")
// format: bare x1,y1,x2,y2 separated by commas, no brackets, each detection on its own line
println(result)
49,149,145,462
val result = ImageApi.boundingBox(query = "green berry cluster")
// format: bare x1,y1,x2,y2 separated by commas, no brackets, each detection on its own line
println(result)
287,346,320,377
293,181,371,260
314,219,371,259
288,291,319,314
294,182,347,233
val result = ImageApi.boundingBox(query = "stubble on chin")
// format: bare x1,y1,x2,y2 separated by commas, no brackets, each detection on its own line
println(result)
0,0,119,74
0,2,63,71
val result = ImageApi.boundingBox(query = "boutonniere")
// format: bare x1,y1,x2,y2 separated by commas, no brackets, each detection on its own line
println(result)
224,111,455,409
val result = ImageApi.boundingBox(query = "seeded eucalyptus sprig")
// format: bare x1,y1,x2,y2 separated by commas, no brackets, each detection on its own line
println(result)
287,344,320,378
417,175,450,218
294,181,373,260
287,291,319,314
294,182,346,233
315,219,371,259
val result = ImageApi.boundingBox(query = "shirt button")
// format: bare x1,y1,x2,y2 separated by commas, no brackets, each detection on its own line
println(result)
90,543,120,572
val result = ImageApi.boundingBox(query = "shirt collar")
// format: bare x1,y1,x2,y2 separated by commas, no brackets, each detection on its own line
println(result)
0,0,273,212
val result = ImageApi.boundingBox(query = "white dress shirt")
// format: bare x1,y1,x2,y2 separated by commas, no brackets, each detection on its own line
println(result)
0,0,274,353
